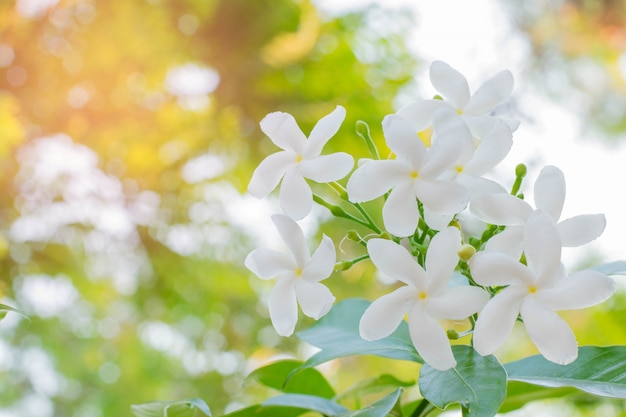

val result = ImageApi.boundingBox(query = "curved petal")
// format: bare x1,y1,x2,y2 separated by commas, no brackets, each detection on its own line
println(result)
430,61,470,110
521,297,578,365
524,210,562,282
422,110,470,177
472,286,526,356
383,181,419,237
302,235,336,283
537,270,616,311
305,105,346,158
557,214,606,247
359,286,416,341
382,114,427,168
470,193,532,225
427,286,489,319
347,160,409,203
422,209,454,231
279,168,312,220
367,238,427,289
299,152,354,183
469,251,535,286
484,226,524,259
260,111,307,154
396,99,448,132
247,151,294,198
425,227,461,292
415,179,469,215
245,248,294,279
295,280,336,320
464,70,514,115
456,174,507,198
534,166,565,222
272,213,309,267
268,276,298,336
463,120,513,174
408,304,456,370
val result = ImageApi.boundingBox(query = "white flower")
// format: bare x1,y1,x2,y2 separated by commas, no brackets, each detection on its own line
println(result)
469,210,616,365
244,214,336,336
346,109,470,236
248,106,354,219
470,165,606,257
359,228,489,371
397,61,517,146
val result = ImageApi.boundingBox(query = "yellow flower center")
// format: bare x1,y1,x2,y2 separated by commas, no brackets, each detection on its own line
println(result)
528,285,537,294
455,165,463,173
295,155,303,163
418,291,428,300
295,267,303,277
456,108,464,115
410,170,419,179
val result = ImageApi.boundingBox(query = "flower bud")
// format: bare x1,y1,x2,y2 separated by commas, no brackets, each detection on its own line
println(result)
515,163,527,178
447,329,459,340
334,260,353,271
346,230,361,242
458,244,476,262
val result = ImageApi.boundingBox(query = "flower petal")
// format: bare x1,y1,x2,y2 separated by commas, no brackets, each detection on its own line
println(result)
302,235,336,283
463,120,513,174
484,226,524,259
299,152,354,183
269,276,298,336
425,227,461,293
260,111,307,154
279,168,313,220
304,105,346,158
523,210,562,282
427,286,489,319
472,286,526,356
521,296,578,365
367,238,427,289
247,151,294,198
295,280,335,320
470,193,532,225
464,70,514,115
272,213,309,267
408,304,456,370
415,178,469,215
359,286,416,340
382,114,427,168
422,110,470,177
534,166,565,222
469,251,535,286
456,174,506,198
537,270,616,311
396,99,448,132
245,248,294,279
383,180,419,237
430,61,470,110
347,160,408,203
557,214,606,247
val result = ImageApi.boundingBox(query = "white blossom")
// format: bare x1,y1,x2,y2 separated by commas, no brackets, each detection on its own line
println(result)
248,106,354,219
244,214,336,336
469,210,616,364
359,228,488,370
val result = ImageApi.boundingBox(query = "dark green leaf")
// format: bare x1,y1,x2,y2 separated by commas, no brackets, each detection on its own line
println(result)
297,299,420,369
246,359,335,398
131,398,212,417
590,261,626,276
222,405,311,417
262,394,348,415
419,345,507,417
505,346,626,398
336,388,403,417
498,381,577,413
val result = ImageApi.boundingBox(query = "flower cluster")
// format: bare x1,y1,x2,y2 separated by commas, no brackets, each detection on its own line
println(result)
245,61,616,371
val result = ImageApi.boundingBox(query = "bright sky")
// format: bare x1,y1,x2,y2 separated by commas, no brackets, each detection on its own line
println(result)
314,0,626,268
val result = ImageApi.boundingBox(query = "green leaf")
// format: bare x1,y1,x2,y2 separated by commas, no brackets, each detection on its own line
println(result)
590,260,626,276
296,299,420,369
0,303,28,320
262,394,348,415
336,388,403,417
418,345,507,417
505,346,626,398
222,405,311,417
246,359,335,398
498,381,577,413
336,374,414,403
130,398,212,417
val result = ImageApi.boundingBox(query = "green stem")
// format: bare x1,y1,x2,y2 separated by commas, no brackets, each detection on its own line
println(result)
410,399,436,417
356,120,380,160
312,194,370,228
329,182,383,234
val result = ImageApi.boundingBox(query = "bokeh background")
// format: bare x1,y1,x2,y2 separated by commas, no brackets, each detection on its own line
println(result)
0,0,625,416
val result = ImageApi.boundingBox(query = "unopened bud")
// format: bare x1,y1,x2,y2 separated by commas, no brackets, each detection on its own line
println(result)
458,244,476,262
346,230,361,242
515,163,527,178
448,219,461,230
447,329,459,340
334,260,353,271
